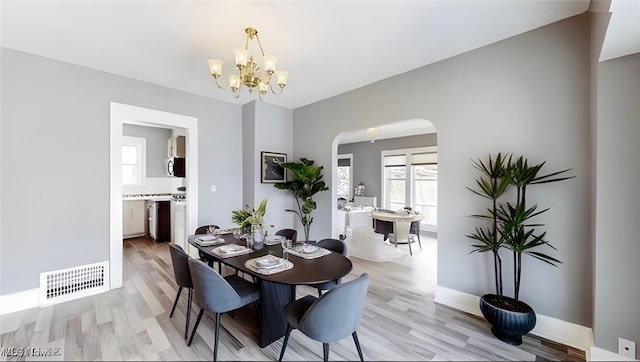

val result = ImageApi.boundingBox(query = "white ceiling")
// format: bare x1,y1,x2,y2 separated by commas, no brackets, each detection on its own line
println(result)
1,1,636,142
600,0,640,61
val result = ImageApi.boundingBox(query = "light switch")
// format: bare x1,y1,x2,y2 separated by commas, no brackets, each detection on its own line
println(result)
210,185,217,192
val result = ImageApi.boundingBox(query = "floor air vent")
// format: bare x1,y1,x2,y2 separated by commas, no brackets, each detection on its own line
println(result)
40,261,110,305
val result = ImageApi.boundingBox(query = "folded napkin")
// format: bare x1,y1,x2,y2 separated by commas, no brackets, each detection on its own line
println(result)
245,256,294,275
194,235,224,246
288,245,331,259
217,244,247,254
197,234,218,241
210,244,253,258
264,235,284,246
254,255,284,269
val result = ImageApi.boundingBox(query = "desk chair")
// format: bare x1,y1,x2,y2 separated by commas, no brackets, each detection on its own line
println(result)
187,258,260,361
279,273,370,362
389,221,421,255
168,243,194,340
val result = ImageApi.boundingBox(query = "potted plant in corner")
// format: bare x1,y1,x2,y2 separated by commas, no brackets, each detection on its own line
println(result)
274,158,329,242
467,153,574,345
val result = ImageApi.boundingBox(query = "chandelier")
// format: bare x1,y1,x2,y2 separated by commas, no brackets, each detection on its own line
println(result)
366,127,380,143
208,27,288,101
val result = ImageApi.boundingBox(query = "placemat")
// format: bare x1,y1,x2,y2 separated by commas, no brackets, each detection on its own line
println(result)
244,256,294,275
211,244,253,258
194,235,225,246
287,245,331,259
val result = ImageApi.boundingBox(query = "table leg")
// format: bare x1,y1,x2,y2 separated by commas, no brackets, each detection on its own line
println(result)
258,281,295,348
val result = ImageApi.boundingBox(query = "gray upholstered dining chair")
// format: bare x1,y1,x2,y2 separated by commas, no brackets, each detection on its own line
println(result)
194,224,222,272
275,228,298,242
195,224,220,235
279,273,370,362
309,238,348,296
187,258,260,362
168,243,194,340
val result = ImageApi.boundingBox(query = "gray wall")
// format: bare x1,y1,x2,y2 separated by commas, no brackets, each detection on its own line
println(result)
122,124,172,177
338,133,437,204
241,101,296,232
293,14,592,326
595,53,640,356
0,47,243,293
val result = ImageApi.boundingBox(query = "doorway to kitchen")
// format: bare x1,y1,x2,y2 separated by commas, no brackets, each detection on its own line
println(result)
109,102,198,290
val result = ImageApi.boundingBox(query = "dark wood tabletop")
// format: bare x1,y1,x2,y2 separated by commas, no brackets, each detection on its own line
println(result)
188,233,353,285
188,232,353,347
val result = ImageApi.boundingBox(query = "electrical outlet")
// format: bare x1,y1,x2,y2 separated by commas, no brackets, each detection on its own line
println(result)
618,337,636,359
210,185,217,192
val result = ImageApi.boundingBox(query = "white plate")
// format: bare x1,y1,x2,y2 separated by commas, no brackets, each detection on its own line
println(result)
302,245,319,254
254,255,283,269
264,235,284,245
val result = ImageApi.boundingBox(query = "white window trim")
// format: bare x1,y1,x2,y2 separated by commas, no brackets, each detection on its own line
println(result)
337,153,354,200
381,146,437,224
121,136,146,186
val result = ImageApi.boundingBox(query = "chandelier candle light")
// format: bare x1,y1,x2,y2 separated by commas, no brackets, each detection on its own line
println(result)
208,27,288,100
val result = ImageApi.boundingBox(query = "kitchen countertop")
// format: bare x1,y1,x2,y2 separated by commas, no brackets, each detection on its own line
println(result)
123,193,181,202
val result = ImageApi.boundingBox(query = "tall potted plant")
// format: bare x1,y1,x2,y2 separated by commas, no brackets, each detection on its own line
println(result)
468,153,573,345
274,158,329,242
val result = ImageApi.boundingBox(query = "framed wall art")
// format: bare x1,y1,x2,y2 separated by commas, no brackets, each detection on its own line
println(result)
261,151,287,183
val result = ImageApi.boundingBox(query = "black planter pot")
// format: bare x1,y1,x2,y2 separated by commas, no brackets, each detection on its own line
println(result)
479,294,536,346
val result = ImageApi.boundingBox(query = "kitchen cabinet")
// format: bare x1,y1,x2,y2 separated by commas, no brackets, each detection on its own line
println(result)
171,200,186,248
123,200,146,238
167,135,185,158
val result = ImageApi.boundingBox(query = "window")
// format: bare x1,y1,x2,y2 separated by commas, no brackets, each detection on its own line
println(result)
122,136,146,186
337,154,353,200
382,147,437,229
384,155,407,210
412,163,437,227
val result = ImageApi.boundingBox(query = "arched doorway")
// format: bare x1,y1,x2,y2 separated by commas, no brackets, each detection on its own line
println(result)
329,118,438,268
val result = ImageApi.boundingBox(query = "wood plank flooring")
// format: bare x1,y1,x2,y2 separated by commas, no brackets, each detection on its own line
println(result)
0,233,582,361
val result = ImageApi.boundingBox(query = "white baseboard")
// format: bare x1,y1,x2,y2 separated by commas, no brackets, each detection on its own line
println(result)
589,346,638,361
0,288,40,315
435,285,593,352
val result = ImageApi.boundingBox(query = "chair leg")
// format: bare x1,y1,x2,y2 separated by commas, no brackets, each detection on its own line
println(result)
323,343,330,362
278,324,293,361
352,331,364,361
187,309,205,346
213,313,221,362
417,233,422,251
184,288,193,339
408,235,413,256
170,287,182,318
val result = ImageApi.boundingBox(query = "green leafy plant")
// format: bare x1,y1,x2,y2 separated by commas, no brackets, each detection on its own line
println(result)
231,198,268,230
467,152,511,297
274,158,329,242
468,153,574,302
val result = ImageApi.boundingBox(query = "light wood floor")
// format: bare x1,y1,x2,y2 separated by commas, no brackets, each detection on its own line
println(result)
0,233,582,361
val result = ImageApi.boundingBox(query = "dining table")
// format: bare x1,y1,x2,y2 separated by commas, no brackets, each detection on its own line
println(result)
187,232,353,348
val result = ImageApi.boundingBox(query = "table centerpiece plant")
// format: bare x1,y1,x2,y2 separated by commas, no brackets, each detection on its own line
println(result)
467,153,574,345
231,198,268,243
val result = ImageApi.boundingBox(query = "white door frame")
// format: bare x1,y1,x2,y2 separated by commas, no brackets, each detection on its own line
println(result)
109,102,198,289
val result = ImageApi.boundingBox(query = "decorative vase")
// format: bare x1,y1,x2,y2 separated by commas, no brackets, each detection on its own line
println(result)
251,224,265,245
479,294,536,346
